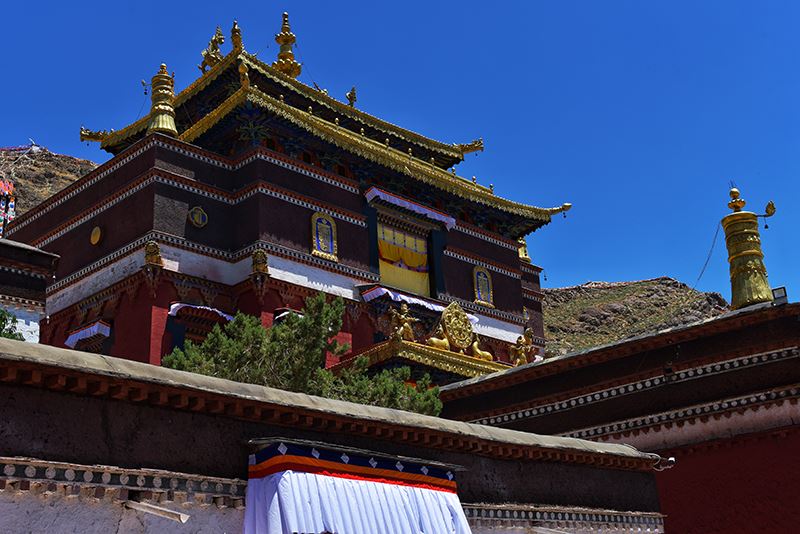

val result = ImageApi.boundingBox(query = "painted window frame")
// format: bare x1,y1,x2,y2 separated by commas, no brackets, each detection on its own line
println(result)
310,212,338,262
473,266,495,308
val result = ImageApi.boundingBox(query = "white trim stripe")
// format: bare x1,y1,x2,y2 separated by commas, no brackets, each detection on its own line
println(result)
453,224,518,251
443,250,521,279
48,232,378,294
8,138,360,236
35,174,365,248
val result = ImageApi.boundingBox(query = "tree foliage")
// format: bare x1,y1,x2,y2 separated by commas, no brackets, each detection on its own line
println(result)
0,309,24,341
163,293,442,415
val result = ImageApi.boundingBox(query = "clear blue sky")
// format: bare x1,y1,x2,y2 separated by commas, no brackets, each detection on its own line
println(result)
4,1,798,300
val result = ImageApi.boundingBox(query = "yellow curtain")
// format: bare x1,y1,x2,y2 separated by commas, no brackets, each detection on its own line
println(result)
377,224,428,271
379,260,430,297
377,223,430,296
378,241,428,269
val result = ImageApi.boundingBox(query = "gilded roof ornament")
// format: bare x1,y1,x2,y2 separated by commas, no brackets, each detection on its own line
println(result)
231,20,243,52
176,84,572,222
238,62,250,89
346,86,357,107
272,12,302,79
721,187,776,309
146,64,178,137
79,126,113,143
727,187,746,212
389,303,419,342
199,27,225,73
518,237,531,263
453,138,484,155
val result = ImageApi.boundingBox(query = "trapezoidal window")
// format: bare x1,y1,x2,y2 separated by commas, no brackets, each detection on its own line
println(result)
377,223,429,297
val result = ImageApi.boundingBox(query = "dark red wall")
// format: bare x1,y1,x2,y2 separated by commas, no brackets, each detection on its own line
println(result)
657,428,800,534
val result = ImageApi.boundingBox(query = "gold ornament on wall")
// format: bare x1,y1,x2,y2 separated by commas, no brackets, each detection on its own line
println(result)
310,212,338,262
250,248,270,303
473,266,494,308
188,206,208,228
89,226,103,246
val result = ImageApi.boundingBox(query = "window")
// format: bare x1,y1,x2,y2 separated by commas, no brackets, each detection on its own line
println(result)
377,223,429,297
310,212,338,262
473,266,494,307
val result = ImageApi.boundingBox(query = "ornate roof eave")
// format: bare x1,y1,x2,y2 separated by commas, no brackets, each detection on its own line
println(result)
240,54,469,161
93,48,245,151
180,85,571,222
329,339,510,378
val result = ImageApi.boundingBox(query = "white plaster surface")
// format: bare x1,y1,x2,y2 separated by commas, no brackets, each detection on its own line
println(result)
267,254,357,300
1,305,42,343
471,312,524,343
47,243,524,342
47,252,143,316
48,244,361,316
0,492,243,534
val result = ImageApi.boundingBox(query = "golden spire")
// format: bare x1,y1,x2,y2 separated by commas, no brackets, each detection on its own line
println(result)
722,187,776,309
146,64,178,137
272,12,302,78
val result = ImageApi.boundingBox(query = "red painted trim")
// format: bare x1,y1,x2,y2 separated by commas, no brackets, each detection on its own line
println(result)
249,455,457,492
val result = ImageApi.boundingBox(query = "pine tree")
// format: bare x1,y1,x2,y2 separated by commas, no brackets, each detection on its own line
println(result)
163,293,442,416
0,309,24,341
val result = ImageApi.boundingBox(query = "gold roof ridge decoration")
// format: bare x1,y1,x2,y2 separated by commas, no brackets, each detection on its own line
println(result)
81,15,480,160
78,14,572,222
272,12,302,79
329,339,509,378
175,83,571,221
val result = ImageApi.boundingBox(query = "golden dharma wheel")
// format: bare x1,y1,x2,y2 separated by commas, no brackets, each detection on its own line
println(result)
441,302,473,351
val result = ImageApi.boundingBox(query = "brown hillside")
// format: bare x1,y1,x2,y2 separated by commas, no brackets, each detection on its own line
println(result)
0,144,96,215
543,277,728,357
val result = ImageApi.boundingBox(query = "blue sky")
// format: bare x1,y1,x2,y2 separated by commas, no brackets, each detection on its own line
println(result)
3,1,798,300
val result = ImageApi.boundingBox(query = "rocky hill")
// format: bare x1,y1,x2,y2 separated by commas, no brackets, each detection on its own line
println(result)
0,144,96,215
543,277,728,357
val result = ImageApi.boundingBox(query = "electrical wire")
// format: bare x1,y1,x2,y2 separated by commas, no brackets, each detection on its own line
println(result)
692,221,721,290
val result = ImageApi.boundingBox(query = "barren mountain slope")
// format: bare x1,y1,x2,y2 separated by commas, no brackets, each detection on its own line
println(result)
543,277,728,356
0,145,96,214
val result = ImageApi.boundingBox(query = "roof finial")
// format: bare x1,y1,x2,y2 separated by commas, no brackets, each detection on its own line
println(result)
272,12,302,78
721,186,776,309
146,64,178,137
727,187,746,212
346,86,357,107
199,27,225,73
231,20,243,51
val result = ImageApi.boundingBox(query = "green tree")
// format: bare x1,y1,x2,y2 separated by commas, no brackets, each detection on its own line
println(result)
163,293,442,415
0,309,24,341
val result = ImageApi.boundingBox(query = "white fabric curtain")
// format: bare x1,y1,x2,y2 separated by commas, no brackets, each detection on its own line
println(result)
245,470,472,534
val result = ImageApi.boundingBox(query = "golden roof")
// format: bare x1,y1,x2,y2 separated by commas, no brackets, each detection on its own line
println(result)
81,16,572,223
329,339,510,379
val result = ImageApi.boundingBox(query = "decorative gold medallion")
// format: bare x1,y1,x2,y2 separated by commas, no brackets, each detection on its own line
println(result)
89,226,102,246
188,206,208,228
441,301,473,352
